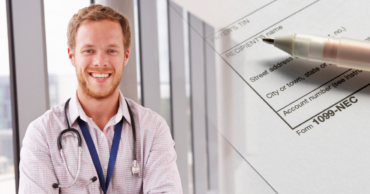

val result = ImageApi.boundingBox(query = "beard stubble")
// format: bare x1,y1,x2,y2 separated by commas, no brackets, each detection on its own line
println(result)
76,67,123,100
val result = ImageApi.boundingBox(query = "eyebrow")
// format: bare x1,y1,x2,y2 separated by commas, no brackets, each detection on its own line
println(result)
81,44,95,48
107,44,120,48
81,44,121,48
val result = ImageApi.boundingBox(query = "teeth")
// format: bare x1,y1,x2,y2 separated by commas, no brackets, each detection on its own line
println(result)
92,73,109,78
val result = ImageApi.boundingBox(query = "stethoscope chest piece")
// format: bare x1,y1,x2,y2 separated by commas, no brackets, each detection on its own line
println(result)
132,160,140,177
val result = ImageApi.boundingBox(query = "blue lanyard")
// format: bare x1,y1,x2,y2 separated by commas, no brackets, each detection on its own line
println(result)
78,117,123,194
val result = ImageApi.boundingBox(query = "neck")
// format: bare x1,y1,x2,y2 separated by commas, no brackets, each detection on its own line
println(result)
77,88,120,131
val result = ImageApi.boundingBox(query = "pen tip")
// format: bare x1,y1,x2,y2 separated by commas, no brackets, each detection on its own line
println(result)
263,38,274,45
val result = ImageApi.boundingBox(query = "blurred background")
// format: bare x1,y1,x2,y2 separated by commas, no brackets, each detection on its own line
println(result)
1,0,219,193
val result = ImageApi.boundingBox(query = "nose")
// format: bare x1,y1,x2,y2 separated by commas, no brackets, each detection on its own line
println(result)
93,51,108,67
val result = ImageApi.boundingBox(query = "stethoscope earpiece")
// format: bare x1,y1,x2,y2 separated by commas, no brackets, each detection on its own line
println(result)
52,176,98,189
52,183,59,188
91,176,98,182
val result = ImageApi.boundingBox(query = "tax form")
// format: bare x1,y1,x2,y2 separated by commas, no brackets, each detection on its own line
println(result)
173,0,370,193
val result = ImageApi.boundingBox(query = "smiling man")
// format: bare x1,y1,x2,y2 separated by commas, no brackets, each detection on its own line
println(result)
18,4,182,194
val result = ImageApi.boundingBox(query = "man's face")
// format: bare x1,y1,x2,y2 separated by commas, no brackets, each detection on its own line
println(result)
68,19,130,100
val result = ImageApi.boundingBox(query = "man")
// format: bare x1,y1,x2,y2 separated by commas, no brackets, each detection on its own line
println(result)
19,4,182,193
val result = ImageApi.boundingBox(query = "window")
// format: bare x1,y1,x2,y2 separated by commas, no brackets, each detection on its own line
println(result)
157,0,172,128
0,0,15,193
44,0,91,107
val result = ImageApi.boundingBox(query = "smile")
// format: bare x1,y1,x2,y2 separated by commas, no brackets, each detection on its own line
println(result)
89,72,112,79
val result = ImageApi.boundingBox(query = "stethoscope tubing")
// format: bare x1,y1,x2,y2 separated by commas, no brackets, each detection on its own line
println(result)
59,148,82,188
55,99,95,188
54,98,139,189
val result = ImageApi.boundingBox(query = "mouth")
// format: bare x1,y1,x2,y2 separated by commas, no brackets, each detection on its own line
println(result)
89,72,112,82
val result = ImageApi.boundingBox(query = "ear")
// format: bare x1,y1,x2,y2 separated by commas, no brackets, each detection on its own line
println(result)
123,48,130,66
68,47,75,67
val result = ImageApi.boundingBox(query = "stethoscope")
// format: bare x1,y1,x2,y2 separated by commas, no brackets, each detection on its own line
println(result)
52,98,140,189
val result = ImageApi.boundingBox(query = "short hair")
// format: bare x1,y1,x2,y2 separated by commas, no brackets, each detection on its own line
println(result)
67,4,131,52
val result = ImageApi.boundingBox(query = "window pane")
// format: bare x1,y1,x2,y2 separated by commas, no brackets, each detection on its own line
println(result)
157,0,172,133
44,0,90,107
0,0,15,193
134,0,142,104
158,2,194,193
182,10,194,194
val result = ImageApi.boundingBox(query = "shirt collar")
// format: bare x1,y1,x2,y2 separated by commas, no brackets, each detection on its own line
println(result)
68,90,131,126
117,91,131,125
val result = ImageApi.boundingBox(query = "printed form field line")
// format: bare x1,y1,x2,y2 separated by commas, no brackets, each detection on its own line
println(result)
220,0,320,54
206,0,277,39
291,82,370,129
276,68,353,112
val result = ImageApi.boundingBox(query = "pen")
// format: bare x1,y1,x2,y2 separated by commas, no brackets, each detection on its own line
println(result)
262,34,370,71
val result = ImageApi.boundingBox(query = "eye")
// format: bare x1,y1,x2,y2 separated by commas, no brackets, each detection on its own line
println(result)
109,50,116,53
84,50,93,54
